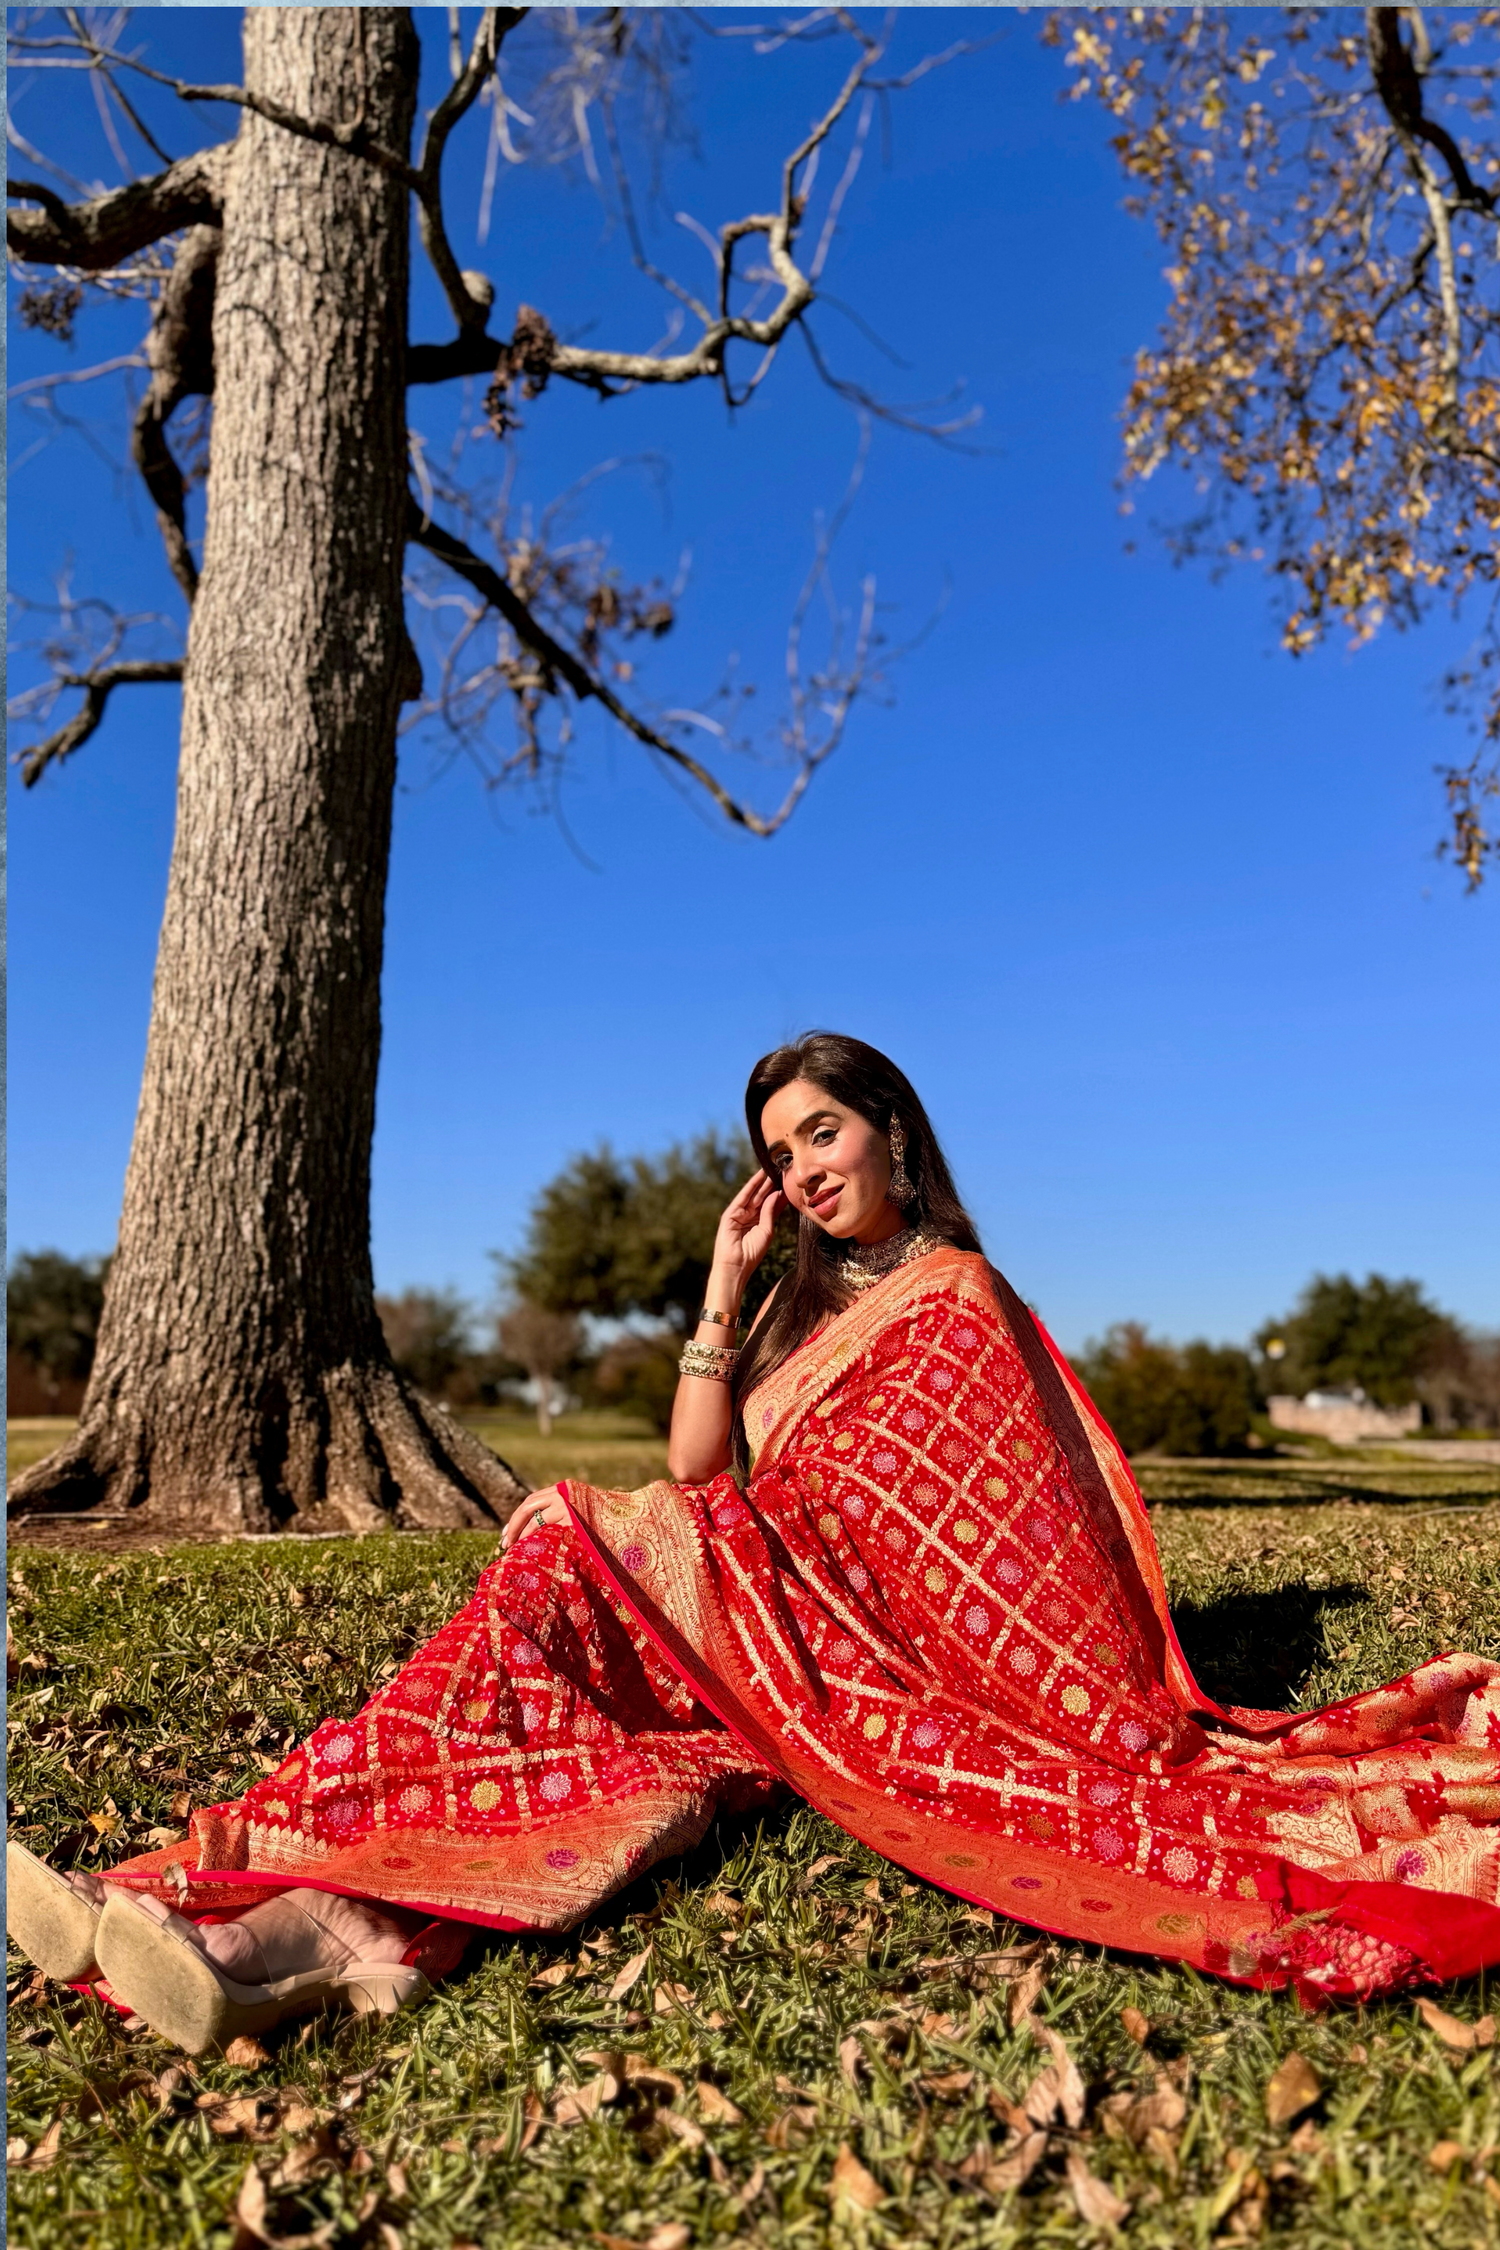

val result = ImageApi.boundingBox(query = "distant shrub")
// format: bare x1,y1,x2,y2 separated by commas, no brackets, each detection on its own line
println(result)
591,1330,682,1434
1075,1323,1258,1457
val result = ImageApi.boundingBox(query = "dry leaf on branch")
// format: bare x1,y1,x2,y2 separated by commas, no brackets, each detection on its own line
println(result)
1264,2052,1321,2128
828,2143,885,2214
1416,1998,1497,2050
1067,2150,1131,2226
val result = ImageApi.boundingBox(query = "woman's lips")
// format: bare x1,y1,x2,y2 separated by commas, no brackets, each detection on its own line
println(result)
807,1185,842,1218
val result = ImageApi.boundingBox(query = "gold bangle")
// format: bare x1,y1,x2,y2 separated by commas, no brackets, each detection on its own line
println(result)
679,1339,738,1383
696,1306,740,1331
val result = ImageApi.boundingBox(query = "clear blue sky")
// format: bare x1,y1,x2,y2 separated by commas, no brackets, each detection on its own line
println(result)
8,8,1498,1355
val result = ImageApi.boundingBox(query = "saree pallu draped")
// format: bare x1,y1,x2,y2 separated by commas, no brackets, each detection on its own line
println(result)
108,1249,1500,2002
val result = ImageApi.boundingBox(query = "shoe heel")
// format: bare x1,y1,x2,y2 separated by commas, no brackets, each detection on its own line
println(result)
6,1841,102,1983
340,1965,431,2020
94,1895,280,2057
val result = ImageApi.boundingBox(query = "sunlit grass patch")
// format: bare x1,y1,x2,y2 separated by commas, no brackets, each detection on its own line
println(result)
7,1464,1499,2246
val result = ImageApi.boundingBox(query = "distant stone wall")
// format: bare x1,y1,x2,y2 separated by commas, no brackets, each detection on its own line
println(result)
1268,1394,1421,1445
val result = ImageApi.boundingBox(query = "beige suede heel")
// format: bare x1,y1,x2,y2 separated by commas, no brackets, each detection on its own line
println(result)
6,1841,103,1983
93,1892,430,2056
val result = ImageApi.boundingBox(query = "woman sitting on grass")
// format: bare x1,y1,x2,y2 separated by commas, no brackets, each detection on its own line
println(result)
9,1033,1500,2052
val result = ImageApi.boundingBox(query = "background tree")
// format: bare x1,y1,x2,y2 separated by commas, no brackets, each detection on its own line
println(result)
376,1288,475,1405
1256,1270,1467,1407
6,8,965,1535
1073,1323,1258,1458
506,1127,794,1335
497,1301,581,1436
6,1250,111,1412
1053,6,1500,884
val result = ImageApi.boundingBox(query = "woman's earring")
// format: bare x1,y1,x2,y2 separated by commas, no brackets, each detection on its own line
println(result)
888,1117,916,1208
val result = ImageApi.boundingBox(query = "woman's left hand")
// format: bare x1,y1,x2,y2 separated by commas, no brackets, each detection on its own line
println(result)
501,1484,571,1550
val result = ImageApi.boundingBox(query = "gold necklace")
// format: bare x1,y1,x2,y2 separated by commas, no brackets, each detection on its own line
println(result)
839,1226,941,1292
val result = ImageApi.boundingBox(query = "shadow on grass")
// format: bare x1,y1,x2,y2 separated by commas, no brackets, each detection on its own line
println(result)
1170,1581,1367,1709
1146,1469,1495,1511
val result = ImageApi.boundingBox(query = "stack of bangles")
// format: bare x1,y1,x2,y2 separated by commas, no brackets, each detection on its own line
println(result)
680,1307,740,1384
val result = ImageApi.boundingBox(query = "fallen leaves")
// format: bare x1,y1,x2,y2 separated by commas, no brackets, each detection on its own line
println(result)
1265,2050,1322,2128
1415,1997,1497,2051
828,2142,885,2214
1098,2070,1188,2148
1429,2139,1464,2171
224,2035,274,2069
605,1947,651,2003
1067,2148,1131,2225
7,2119,64,2171
1022,2017,1087,2130
1120,2005,1151,2044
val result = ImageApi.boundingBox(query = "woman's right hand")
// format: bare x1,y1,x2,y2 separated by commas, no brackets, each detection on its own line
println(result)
708,1172,786,1302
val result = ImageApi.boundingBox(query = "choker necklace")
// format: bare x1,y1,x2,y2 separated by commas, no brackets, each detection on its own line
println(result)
839,1225,941,1292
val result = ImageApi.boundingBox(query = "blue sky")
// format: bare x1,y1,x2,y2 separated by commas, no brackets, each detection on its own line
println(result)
7,8,1498,1355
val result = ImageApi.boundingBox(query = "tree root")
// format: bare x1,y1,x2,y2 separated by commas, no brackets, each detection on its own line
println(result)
6,1363,530,1536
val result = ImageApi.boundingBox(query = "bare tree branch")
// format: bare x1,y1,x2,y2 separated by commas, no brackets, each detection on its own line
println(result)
406,497,850,836
413,6,527,334
7,31,422,188
11,658,182,786
130,224,219,603
7,143,226,267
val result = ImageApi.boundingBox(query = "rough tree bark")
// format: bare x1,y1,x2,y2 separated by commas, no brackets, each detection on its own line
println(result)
9,10,526,1533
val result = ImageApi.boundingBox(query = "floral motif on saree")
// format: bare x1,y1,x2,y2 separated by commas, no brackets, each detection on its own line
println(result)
109,1248,1500,2002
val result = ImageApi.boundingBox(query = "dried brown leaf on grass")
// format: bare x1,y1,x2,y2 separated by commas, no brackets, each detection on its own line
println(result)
1098,2072,1188,2146
1006,1950,1052,2027
1120,2005,1151,2043
920,2068,976,2099
233,2161,335,2249
695,2079,743,2123
1265,2051,1322,2127
1023,2018,1086,2130
838,2032,866,2085
828,2142,885,2213
1066,2149,1131,2225
8,2118,64,2171
606,1946,651,2001
224,2035,274,2068
766,2103,819,2149
529,1960,572,1990
1429,2139,1464,2171
982,2128,1049,2191
802,1853,845,1884
1415,1998,1497,2050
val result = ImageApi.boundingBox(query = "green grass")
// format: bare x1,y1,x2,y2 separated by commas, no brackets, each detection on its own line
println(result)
7,1458,1500,2248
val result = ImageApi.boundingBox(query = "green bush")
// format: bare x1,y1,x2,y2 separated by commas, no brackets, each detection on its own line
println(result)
1074,1324,1258,1456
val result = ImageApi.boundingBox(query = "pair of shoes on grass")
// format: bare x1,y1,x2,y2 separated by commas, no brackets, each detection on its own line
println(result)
5,1840,428,2055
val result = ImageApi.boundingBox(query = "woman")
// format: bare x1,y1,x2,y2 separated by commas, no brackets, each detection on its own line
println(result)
9,1034,1500,2051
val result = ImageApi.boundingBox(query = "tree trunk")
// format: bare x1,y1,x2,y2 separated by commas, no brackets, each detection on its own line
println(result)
9,9,525,1535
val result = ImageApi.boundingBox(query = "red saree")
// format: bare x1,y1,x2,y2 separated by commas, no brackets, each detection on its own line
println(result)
108,1248,1500,2002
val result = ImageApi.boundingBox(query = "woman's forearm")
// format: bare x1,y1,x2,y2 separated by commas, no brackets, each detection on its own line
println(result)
666,1259,745,1482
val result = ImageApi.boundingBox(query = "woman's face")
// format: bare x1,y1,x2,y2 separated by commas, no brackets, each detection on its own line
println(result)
758,1077,900,1244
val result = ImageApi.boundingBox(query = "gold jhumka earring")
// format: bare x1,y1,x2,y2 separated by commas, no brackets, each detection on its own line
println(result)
888,1117,916,1208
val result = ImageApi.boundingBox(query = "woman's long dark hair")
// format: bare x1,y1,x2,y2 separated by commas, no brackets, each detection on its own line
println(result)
730,1032,984,1478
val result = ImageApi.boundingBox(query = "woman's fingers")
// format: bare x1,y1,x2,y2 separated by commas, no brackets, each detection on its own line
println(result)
500,1485,567,1550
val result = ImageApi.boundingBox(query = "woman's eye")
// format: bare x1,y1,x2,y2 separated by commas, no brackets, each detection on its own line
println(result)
813,1129,836,1147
